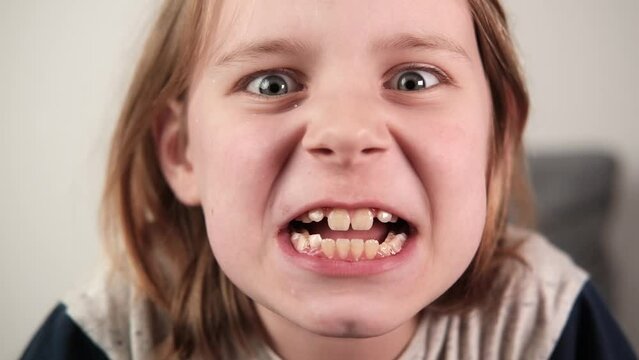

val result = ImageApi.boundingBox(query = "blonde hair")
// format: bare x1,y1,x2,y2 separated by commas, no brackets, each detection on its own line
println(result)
101,0,531,358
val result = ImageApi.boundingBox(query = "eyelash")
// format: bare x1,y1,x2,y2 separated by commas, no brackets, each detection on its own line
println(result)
235,64,452,98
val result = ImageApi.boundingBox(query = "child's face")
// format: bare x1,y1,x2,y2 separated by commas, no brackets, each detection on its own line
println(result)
182,0,491,337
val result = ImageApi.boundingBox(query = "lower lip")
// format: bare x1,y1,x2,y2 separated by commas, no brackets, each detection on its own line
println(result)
276,230,417,277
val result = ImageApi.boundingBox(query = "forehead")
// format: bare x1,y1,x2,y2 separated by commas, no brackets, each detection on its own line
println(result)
212,0,478,61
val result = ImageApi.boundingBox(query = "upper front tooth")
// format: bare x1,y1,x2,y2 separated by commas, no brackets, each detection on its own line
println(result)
351,209,374,230
376,210,393,223
328,209,350,231
308,209,324,222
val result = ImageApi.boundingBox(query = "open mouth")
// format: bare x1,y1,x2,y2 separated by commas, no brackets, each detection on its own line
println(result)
287,207,412,262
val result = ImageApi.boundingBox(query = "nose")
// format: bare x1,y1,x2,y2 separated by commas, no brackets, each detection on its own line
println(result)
301,93,391,167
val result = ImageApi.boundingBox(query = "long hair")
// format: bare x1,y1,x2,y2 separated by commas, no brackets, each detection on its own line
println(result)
101,0,531,357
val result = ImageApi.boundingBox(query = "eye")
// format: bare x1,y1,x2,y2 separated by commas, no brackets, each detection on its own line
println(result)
388,69,441,91
245,73,301,96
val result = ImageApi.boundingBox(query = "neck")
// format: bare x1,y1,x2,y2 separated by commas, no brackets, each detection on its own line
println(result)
256,305,419,360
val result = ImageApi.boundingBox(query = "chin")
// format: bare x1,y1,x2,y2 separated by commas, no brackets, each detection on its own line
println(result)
289,301,414,339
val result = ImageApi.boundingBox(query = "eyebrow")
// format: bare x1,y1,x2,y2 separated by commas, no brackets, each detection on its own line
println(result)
371,33,470,61
213,38,313,67
213,33,470,67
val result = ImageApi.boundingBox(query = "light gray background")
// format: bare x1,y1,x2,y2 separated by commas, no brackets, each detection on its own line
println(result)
1,0,637,358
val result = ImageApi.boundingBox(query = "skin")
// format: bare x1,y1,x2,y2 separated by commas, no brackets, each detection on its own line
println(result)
157,0,493,358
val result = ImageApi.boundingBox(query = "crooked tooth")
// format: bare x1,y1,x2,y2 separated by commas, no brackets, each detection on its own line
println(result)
336,239,350,260
394,233,407,245
364,240,379,260
390,215,398,223
384,231,396,243
328,209,350,231
388,233,404,254
351,209,374,230
321,238,336,259
308,234,322,250
290,232,303,248
294,233,309,253
378,242,393,257
308,209,324,222
351,239,364,261
376,210,393,223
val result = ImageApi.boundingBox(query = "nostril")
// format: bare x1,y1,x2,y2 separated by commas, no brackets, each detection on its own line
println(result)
311,148,334,156
362,147,384,155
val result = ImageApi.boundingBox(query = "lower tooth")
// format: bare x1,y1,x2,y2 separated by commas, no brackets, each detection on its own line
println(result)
351,239,364,261
365,240,379,260
295,234,309,252
336,239,350,260
389,238,403,253
308,234,322,250
321,238,336,259
377,243,392,257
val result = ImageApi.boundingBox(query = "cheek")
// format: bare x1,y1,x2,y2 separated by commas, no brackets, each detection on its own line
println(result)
401,97,491,270
185,112,268,258
185,105,301,267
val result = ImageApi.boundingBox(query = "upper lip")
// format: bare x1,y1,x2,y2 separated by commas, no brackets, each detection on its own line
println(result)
279,198,414,230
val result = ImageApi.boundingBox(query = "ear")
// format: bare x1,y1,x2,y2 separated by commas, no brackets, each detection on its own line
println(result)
153,100,200,206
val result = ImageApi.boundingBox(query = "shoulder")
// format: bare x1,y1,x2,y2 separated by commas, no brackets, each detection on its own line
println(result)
417,227,587,359
550,281,637,359
21,304,108,360
25,267,169,360
412,227,636,360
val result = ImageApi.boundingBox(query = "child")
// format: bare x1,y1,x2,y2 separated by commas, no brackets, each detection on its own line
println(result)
22,0,636,359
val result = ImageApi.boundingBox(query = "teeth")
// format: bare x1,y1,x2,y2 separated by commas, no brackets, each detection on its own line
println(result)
291,206,406,260
388,234,405,253
365,239,380,260
298,214,312,223
377,242,393,257
294,233,309,252
327,209,350,231
351,209,374,230
376,210,393,223
395,233,407,244
321,238,336,259
336,239,350,259
290,232,303,249
351,239,364,261
308,234,322,250
292,232,407,260
308,209,324,222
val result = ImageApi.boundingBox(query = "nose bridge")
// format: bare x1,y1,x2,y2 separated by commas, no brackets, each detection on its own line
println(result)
302,88,391,166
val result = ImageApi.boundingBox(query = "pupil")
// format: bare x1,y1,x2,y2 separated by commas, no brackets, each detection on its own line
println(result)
400,72,425,91
260,75,288,95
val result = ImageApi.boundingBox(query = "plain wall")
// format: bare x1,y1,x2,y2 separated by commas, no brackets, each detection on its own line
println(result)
506,0,639,351
1,0,637,358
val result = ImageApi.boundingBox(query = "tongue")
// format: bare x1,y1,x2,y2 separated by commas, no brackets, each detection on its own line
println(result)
304,221,389,242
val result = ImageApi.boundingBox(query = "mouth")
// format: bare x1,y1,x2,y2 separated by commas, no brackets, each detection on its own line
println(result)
285,206,413,262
